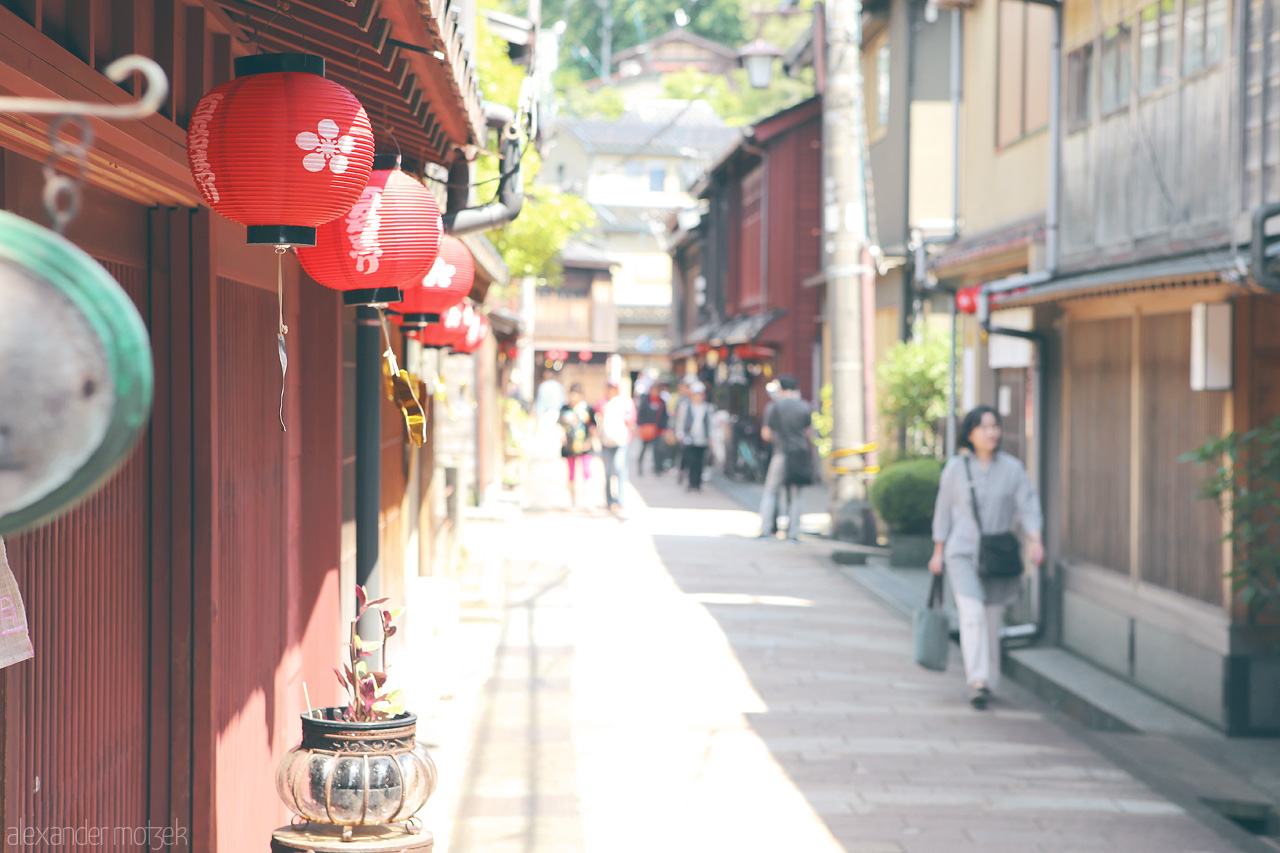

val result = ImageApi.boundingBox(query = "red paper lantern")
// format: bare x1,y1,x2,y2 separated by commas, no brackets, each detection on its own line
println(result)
295,156,443,305
389,235,475,326
449,303,479,352
455,312,490,355
187,53,376,246
956,285,980,314
417,302,468,349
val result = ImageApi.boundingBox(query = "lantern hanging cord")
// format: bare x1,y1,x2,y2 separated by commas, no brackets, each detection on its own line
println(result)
378,308,398,372
275,245,289,432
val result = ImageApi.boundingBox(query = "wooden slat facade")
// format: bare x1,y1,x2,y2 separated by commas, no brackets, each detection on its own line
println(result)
1059,1,1232,270
737,165,763,312
1064,317,1132,574
1137,312,1226,603
1063,309,1230,606
4,259,153,849
0,0,482,844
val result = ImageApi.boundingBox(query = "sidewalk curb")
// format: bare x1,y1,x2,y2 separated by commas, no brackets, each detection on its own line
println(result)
828,552,1280,853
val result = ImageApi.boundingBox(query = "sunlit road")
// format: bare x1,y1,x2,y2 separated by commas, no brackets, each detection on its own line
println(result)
446,467,1242,853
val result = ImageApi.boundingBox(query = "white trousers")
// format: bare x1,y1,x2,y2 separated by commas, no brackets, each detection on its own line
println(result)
954,593,1004,690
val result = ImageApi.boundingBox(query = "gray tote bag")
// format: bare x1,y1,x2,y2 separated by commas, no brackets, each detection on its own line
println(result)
913,573,949,671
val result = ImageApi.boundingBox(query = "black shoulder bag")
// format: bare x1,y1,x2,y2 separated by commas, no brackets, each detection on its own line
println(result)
963,457,1023,579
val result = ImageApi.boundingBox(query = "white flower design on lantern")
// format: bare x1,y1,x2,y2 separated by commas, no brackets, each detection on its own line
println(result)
295,119,356,174
425,261,457,289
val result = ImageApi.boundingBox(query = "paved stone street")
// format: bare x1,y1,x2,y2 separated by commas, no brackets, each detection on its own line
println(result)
446,470,1245,853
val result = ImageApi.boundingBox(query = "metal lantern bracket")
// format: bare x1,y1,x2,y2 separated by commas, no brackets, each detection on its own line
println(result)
0,55,169,233
0,55,165,535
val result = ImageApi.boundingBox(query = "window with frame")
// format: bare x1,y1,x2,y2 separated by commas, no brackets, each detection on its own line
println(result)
649,164,667,193
997,0,1054,147
1183,0,1228,75
1100,23,1132,114
863,28,891,144
1068,43,1095,128
1139,0,1178,92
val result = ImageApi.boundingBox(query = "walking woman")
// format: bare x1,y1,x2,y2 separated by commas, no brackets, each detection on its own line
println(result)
929,405,1044,709
559,383,598,508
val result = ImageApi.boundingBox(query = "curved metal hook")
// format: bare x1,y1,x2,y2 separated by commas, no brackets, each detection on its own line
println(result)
0,55,168,120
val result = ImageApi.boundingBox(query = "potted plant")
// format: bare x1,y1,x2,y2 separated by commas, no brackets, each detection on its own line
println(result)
1182,416,1280,634
868,458,943,567
275,586,437,836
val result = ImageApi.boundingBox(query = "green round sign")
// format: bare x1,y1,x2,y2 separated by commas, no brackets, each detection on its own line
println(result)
0,210,154,535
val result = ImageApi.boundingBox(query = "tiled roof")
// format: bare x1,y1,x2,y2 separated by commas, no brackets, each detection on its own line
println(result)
592,205,676,232
558,102,742,158
559,239,615,268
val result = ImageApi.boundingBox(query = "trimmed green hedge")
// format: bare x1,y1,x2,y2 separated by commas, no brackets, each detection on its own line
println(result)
869,458,943,535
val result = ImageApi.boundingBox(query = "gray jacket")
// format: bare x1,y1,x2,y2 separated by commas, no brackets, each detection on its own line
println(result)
932,451,1043,604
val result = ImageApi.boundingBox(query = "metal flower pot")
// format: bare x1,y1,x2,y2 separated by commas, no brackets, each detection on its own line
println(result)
276,708,437,827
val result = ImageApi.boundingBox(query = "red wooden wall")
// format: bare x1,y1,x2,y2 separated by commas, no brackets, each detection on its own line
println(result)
760,112,823,400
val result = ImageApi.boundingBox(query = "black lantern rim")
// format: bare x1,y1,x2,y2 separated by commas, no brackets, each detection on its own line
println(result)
248,225,316,247
372,154,403,171
342,287,404,307
403,312,442,325
234,53,325,78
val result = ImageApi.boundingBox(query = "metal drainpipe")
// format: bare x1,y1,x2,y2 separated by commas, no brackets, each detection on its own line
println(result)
903,0,916,342
950,8,962,242
978,290,1048,646
946,292,958,457
1045,0,1062,277
355,305,383,630
971,0,1063,646
443,103,525,236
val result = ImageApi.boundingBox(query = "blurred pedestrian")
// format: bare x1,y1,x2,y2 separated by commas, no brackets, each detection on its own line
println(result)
676,381,713,492
535,368,566,420
559,383,597,508
598,379,635,511
634,383,668,476
757,375,812,541
929,405,1044,710
672,376,692,485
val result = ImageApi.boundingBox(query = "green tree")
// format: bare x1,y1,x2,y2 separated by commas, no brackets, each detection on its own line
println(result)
876,329,956,459
661,66,813,126
1181,416,1280,629
555,67,627,119
475,13,597,285
542,0,748,81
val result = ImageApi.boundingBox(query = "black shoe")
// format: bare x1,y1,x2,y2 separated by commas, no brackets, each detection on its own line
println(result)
969,684,991,710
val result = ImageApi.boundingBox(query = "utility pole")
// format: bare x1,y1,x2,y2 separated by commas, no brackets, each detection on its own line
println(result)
824,0,875,542
597,0,614,83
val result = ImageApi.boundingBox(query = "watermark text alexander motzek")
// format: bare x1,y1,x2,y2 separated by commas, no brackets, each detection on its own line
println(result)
7,821,188,849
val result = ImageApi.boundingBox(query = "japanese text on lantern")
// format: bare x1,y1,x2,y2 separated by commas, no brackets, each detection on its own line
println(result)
346,186,385,274
187,94,224,203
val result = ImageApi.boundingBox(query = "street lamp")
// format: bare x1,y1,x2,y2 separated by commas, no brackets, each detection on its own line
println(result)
736,39,784,90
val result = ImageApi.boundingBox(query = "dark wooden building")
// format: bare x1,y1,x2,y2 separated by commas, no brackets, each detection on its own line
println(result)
0,0,490,847
671,97,824,418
